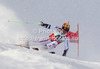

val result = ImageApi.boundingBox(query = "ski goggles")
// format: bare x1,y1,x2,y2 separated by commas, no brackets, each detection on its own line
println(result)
62,26,69,32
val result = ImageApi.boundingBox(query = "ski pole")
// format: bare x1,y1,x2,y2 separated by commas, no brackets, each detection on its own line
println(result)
8,20,41,25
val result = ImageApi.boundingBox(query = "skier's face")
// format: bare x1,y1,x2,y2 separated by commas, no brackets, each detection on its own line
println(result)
62,29,68,34
62,27,69,34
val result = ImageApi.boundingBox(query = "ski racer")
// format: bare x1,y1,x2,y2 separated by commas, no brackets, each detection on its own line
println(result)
36,21,70,56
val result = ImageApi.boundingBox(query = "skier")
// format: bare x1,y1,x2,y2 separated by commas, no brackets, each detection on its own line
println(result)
35,21,70,56
18,21,70,56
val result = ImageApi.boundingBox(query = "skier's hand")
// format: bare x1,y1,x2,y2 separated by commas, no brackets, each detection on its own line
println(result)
55,35,62,40
40,21,51,29
40,21,44,26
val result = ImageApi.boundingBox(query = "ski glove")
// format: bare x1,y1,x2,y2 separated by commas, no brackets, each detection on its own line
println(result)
40,21,51,29
62,49,69,56
40,21,44,26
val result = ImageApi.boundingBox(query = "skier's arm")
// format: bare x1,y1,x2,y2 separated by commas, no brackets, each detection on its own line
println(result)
40,21,60,30
62,39,69,56
40,21,51,29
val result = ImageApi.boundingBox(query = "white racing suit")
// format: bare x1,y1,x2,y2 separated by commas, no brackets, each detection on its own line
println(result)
38,22,69,56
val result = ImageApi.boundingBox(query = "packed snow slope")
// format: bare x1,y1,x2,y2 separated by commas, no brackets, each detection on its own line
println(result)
0,43,100,69
0,0,100,63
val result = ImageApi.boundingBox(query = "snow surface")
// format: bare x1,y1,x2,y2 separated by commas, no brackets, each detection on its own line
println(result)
0,43,100,69
0,0,100,69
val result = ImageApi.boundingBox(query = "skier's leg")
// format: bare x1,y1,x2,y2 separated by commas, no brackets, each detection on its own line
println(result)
28,39,51,50
29,39,51,46
46,41,59,50
46,41,60,54
39,39,51,45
